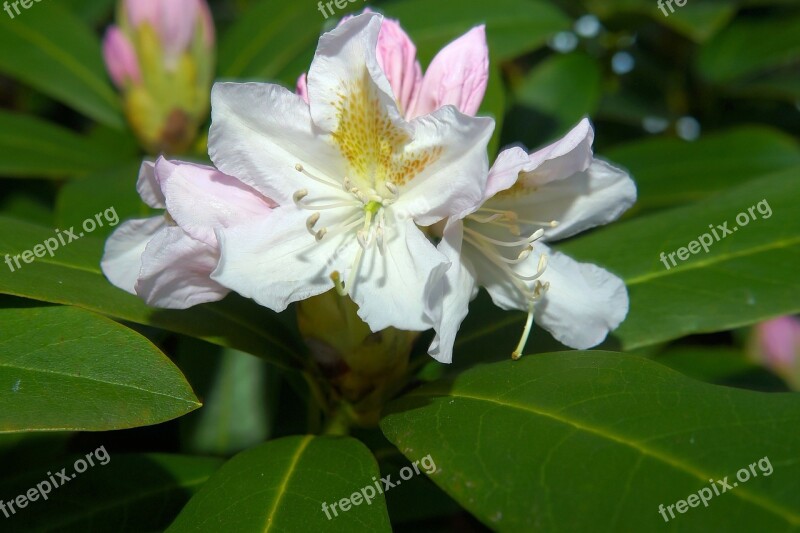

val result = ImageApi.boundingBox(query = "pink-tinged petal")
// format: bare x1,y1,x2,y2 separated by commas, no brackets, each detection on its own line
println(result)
757,317,800,367
212,206,354,313
158,0,200,67
347,215,450,332
101,217,165,294
426,220,478,363
136,160,165,209
486,159,636,242
391,105,494,225
410,25,489,119
136,227,229,309
375,17,422,116
296,73,309,104
125,0,160,29
210,82,344,205
155,157,275,246
102,27,141,88
483,146,530,202
518,118,595,187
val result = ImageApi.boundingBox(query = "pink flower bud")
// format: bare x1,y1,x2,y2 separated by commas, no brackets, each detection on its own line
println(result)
102,27,141,88
374,16,422,117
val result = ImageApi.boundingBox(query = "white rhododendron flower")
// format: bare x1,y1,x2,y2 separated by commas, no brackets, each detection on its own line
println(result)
101,158,275,309
208,13,494,332
427,119,637,363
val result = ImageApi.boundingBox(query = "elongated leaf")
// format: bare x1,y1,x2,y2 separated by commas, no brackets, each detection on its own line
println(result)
698,15,800,84
0,306,200,432
0,216,304,371
559,166,800,349
0,453,222,532
167,436,392,532
382,0,571,63
218,0,321,83
0,3,123,128
0,112,135,179
382,351,800,531
605,127,800,213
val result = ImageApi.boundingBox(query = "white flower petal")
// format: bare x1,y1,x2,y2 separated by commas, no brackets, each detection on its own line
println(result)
533,245,629,349
135,227,229,309
519,118,594,187
347,214,449,332
486,158,636,242
156,157,275,246
392,106,494,225
101,217,165,294
209,81,345,205
426,220,478,363
212,206,354,313
483,145,530,201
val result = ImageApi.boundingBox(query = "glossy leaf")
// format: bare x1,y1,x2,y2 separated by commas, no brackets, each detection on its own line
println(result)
559,166,800,349
0,3,123,128
382,0,571,63
0,215,304,371
167,436,392,532
0,306,200,432
0,112,135,179
698,15,800,84
0,453,222,531
382,351,800,531
604,127,800,213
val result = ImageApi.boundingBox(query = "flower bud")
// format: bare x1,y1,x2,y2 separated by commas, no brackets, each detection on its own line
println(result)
297,290,418,428
102,0,215,154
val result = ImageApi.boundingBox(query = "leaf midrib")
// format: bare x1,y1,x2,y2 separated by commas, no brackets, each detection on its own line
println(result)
263,435,313,532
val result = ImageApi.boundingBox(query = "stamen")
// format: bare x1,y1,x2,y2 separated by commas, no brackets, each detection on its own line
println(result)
356,230,369,249
511,303,535,360
315,228,327,241
331,271,346,296
464,226,544,247
295,163,340,188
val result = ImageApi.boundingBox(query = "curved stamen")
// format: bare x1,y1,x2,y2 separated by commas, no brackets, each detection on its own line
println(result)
464,226,544,247
295,163,341,189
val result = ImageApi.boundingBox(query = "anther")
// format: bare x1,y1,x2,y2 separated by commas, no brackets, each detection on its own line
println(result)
293,189,308,203
306,213,320,234
315,228,327,241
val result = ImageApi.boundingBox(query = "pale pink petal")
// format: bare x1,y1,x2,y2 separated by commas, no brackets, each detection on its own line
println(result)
410,25,489,119
483,146,530,201
125,0,160,28
155,157,275,246
102,27,141,88
136,227,229,309
158,0,199,67
519,118,595,187
375,17,422,116
101,217,165,295
136,160,165,209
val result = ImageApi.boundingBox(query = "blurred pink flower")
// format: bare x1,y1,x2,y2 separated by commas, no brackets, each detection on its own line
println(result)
296,10,488,119
755,316,800,370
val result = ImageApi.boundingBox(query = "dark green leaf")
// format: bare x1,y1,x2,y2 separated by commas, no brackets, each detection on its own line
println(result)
559,167,800,349
167,436,392,532
382,351,800,531
0,306,200,432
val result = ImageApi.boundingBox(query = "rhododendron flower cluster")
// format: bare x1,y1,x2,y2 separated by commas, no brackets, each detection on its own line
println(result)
103,11,636,362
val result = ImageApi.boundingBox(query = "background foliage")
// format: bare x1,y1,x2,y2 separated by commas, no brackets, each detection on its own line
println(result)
0,0,798,531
